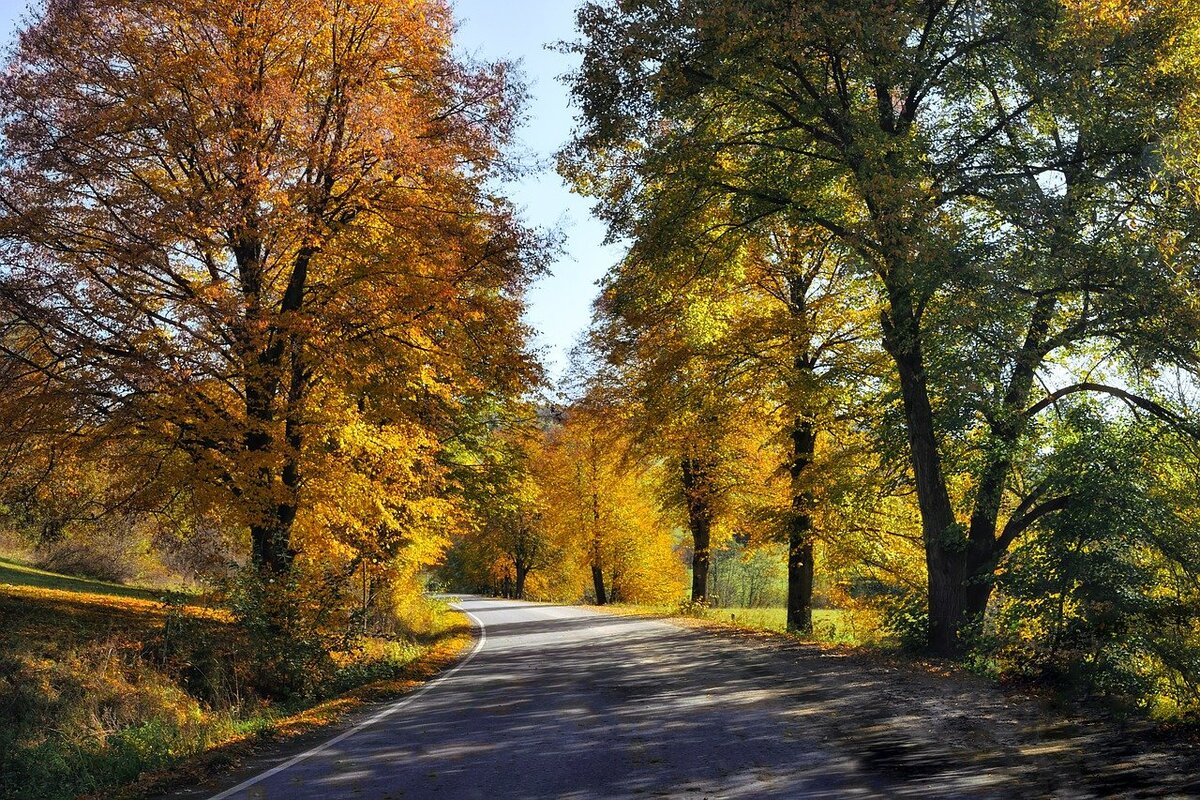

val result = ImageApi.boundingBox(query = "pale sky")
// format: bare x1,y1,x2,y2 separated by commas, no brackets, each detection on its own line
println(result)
0,0,618,385
452,1,621,385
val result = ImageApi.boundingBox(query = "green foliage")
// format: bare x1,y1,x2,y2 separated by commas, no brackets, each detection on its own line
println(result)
226,571,342,701
986,407,1200,713
880,592,932,653
708,540,787,608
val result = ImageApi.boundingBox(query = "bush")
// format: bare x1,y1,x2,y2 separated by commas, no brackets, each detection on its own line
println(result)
226,571,341,701
880,591,930,652
677,598,710,617
982,409,1200,714
0,643,205,800
35,537,138,583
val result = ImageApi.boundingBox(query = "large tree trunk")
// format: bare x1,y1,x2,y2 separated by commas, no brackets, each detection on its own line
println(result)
246,343,306,575
681,456,713,603
787,419,817,634
782,257,822,635
881,283,964,656
788,539,815,633
238,233,314,577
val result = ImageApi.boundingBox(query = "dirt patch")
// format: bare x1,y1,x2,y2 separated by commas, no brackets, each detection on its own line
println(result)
647,613,1200,798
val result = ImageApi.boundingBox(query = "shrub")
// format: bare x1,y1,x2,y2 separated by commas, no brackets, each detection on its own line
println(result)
983,408,1200,714
880,591,930,652
35,537,138,584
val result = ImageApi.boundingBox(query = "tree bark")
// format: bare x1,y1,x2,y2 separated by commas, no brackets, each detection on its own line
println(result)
514,562,529,600
590,485,607,604
591,562,607,605
881,279,964,656
681,456,713,603
787,419,817,633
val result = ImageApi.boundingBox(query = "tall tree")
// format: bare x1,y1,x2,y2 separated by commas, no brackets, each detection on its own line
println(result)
594,216,873,628
0,0,540,580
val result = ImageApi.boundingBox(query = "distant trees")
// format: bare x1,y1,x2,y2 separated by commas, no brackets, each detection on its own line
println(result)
440,400,687,605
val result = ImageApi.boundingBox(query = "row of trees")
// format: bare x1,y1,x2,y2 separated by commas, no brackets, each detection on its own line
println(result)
548,0,1200,688
7,0,1200,716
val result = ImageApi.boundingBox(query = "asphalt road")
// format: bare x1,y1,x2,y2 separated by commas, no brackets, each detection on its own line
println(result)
188,597,957,799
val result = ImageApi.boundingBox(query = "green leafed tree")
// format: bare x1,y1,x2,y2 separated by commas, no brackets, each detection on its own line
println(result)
563,0,1200,653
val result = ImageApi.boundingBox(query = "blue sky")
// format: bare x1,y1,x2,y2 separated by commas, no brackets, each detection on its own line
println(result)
452,0,620,385
0,0,616,385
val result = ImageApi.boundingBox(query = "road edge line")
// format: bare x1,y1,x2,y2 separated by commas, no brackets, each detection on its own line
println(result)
204,600,487,800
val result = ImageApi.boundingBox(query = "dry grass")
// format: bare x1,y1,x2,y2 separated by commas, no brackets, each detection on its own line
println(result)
0,578,473,800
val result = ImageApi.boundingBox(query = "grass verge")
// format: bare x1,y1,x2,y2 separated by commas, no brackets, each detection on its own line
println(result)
0,556,173,601
0,580,473,800
105,614,473,800
602,602,863,644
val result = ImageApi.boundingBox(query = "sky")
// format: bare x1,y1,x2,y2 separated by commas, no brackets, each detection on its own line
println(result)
451,0,622,384
0,0,619,385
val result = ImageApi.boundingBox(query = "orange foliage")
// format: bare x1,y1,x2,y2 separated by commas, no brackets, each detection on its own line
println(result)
0,0,539,605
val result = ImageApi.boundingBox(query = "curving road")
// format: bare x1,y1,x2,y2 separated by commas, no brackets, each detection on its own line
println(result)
187,599,878,800
183,597,952,799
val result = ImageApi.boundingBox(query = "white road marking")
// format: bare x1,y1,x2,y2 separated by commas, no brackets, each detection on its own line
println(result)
204,602,488,800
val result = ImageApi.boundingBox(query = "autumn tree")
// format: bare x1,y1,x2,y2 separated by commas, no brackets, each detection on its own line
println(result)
534,400,687,605
443,408,558,600
564,0,1200,653
0,0,540,602
590,253,778,608
595,202,876,629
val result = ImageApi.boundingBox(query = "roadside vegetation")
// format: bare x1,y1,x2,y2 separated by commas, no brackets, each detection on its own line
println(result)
0,557,470,800
5,0,1200,797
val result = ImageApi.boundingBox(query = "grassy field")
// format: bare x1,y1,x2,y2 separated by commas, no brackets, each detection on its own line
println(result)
705,607,842,632
0,555,171,600
0,560,472,800
699,607,865,643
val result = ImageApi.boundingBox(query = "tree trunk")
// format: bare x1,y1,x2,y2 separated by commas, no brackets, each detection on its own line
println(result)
782,261,821,634
788,420,818,633
238,239,311,577
514,562,529,600
963,295,1058,622
591,563,607,605
881,284,964,656
245,349,285,572
788,539,815,633
681,456,713,604
590,485,607,604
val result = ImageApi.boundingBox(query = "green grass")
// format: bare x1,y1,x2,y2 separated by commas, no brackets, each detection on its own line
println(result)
608,602,863,644
705,607,852,639
0,555,170,601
